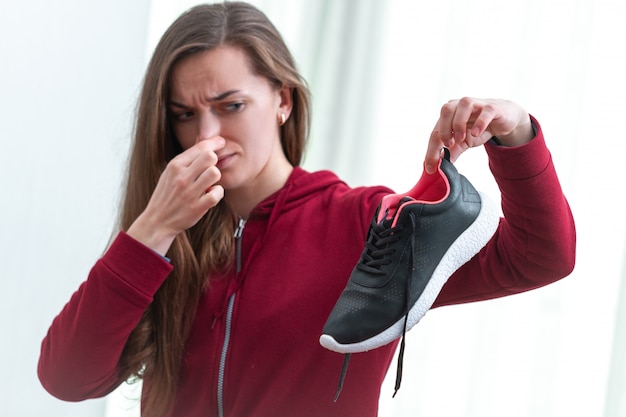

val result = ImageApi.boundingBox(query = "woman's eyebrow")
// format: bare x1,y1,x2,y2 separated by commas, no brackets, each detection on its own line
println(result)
168,101,188,109
169,90,242,108
210,89,241,101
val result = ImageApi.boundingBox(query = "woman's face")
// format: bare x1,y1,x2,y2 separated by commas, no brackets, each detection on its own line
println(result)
168,46,292,192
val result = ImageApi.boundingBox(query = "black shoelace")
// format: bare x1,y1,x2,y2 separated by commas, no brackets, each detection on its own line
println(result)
334,212,417,401
356,219,402,274
393,212,417,397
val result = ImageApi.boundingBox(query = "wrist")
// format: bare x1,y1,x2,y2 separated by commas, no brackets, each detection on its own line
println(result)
126,214,177,256
495,116,534,147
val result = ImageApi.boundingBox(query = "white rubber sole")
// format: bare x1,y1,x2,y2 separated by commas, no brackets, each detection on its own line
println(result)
320,191,499,353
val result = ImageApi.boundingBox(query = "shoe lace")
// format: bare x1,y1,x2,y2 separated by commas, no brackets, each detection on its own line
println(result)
393,211,417,397
334,212,417,401
356,220,404,275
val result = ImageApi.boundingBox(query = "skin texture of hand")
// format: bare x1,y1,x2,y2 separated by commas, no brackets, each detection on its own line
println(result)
127,137,226,255
424,98,534,174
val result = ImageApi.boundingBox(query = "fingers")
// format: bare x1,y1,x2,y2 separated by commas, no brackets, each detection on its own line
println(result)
174,136,225,167
439,98,495,143
425,98,505,173
145,136,226,232
169,137,224,196
424,127,445,174
424,126,471,174
201,184,225,208
469,101,499,138
193,164,222,198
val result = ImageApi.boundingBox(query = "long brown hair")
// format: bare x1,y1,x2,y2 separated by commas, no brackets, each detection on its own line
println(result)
116,2,311,415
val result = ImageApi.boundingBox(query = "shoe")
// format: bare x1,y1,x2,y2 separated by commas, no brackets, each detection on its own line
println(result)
320,149,499,397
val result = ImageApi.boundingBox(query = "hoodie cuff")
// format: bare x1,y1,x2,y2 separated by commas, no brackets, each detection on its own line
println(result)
485,115,552,181
101,231,174,298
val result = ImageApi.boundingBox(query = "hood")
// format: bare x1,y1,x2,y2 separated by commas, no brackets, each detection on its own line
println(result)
251,166,347,218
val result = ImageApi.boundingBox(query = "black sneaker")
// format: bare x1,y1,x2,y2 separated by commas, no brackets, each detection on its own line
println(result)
320,149,498,397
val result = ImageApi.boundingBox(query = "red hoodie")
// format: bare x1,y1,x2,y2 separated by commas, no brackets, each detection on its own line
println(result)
38,120,576,416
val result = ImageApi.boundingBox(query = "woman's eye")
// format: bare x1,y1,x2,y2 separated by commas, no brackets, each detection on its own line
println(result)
174,111,193,121
223,102,244,113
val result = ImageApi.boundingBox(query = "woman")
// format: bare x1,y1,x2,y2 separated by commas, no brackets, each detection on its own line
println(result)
38,2,576,417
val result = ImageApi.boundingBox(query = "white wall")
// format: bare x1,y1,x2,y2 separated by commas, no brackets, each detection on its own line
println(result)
0,1,151,415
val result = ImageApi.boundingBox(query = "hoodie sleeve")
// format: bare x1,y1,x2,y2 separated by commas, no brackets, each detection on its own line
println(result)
37,231,173,401
434,116,576,306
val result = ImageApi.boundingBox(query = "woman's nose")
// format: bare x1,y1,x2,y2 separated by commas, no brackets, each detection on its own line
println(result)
196,111,220,144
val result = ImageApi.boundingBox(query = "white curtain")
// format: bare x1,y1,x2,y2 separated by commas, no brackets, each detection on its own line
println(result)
2,0,624,416
372,2,626,416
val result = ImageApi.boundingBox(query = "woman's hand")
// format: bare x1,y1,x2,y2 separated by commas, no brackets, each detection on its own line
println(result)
127,137,226,255
424,98,534,173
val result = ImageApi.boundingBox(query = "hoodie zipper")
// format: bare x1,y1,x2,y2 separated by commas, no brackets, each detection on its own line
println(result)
217,217,246,417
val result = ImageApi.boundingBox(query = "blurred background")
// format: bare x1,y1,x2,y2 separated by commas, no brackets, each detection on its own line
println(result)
1,0,625,416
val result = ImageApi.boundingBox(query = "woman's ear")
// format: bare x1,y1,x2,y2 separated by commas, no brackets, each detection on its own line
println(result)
277,85,293,121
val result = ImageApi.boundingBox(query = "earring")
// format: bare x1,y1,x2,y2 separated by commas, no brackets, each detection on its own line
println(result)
279,113,287,126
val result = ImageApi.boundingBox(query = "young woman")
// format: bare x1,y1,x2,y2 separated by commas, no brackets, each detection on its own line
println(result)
38,2,576,417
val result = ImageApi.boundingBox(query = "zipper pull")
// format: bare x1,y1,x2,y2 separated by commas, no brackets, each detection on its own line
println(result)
234,217,247,238
234,217,247,274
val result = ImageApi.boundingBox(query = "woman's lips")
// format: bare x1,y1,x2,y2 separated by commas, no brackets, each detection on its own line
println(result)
216,153,234,170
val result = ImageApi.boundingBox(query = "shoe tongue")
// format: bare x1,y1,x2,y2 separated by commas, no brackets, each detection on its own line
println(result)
377,195,414,223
